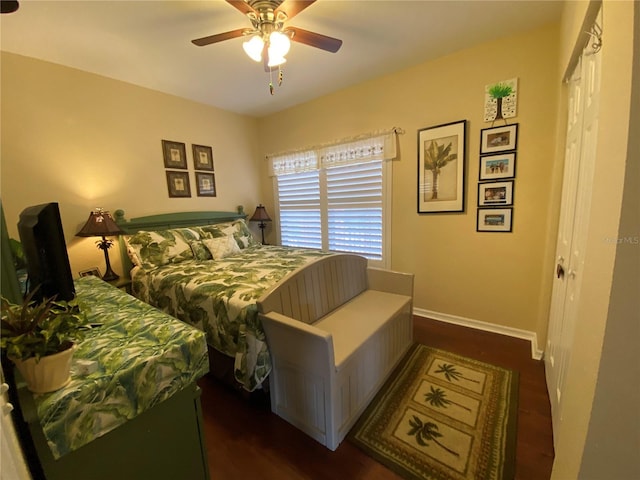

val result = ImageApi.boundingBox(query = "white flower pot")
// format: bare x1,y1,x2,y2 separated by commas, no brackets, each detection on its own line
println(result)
13,345,75,394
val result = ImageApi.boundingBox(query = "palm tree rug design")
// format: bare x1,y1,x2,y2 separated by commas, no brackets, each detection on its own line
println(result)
348,344,518,480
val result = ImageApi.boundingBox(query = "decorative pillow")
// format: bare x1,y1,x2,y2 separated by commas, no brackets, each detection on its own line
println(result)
124,229,194,269
124,239,142,266
202,235,241,260
194,225,225,239
189,240,213,261
194,220,257,249
173,228,201,242
232,220,258,249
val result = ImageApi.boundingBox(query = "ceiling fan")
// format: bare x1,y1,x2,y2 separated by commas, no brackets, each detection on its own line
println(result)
192,0,343,93
0,1,20,14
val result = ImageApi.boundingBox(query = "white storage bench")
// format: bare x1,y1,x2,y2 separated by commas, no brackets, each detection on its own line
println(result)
257,254,414,450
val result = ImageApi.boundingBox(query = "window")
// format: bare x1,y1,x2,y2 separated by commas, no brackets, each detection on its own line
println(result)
270,130,398,269
277,170,321,249
327,161,383,259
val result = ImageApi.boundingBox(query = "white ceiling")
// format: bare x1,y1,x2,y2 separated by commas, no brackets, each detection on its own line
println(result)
0,0,564,118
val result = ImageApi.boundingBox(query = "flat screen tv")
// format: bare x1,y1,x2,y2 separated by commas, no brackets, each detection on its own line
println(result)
18,202,75,302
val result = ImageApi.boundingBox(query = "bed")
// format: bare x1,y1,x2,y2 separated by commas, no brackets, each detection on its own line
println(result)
114,209,332,391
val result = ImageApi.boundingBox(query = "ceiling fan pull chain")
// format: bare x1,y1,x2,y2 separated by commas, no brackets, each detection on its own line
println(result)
269,67,275,95
278,67,283,87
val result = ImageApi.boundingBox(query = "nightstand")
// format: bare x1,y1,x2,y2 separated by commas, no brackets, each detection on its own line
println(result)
107,277,132,294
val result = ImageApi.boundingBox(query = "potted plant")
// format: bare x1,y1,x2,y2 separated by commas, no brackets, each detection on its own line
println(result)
1,288,88,393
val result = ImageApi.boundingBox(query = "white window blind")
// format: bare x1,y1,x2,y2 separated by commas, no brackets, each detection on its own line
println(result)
327,161,383,260
277,170,322,249
270,128,401,267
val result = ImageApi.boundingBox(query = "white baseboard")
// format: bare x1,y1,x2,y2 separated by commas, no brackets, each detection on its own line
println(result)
413,307,544,360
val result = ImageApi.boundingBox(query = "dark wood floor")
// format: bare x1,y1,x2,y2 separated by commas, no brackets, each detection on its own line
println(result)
197,316,555,479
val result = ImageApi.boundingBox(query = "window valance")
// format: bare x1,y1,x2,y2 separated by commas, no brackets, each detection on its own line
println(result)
267,127,403,176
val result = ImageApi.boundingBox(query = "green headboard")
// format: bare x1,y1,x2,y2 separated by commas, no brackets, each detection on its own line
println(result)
114,208,247,278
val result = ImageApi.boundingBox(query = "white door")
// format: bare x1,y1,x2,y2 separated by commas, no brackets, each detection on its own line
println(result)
545,25,601,444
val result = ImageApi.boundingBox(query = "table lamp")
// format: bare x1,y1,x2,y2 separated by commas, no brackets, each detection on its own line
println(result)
249,204,271,245
76,208,125,281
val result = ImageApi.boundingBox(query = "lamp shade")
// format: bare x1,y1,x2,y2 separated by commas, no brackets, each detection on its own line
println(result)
76,209,124,237
250,204,271,222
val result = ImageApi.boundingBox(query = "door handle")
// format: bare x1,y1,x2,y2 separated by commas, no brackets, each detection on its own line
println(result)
556,263,565,279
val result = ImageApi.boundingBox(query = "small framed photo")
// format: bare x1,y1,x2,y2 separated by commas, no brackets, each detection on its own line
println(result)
478,180,514,206
192,144,214,171
162,140,187,169
166,171,191,198
195,172,216,197
79,267,101,278
479,152,516,181
417,119,467,214
477,208,513,232
480,124,518,154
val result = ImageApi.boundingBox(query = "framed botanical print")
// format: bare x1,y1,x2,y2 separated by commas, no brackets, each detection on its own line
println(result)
161,140,187,169
195,172,216,197
166,171,191,198
417,120,467,213
192,144,214,171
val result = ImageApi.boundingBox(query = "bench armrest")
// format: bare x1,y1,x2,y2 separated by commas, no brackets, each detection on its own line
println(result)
367,267,414,297
259,311,336,377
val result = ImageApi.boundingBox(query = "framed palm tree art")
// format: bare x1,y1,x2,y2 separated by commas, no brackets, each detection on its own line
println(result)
417,120,467,213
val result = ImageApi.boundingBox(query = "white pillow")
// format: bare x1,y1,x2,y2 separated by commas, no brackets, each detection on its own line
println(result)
202,235,241,260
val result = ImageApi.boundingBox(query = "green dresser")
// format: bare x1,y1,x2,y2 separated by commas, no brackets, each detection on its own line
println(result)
14,275,211,480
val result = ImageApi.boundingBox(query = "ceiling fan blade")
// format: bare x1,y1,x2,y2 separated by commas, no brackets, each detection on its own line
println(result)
192,28,248,47
287,27,342,53
225,0,256,16
0,0,19,14
275,0,316,21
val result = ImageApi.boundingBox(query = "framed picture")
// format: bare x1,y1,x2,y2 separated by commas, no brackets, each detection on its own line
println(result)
480,123,518,154
479,152,516,181
192,144,214,171
477,208,513,232
478,180,514,206
195,172,216,197
166,171,191,198
161,140,187,169
79,267,101,278
417,120,467,213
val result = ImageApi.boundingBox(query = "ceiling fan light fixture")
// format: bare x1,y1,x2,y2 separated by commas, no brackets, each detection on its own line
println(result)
242,35,264,62
269,31,291,58
267,55,287,68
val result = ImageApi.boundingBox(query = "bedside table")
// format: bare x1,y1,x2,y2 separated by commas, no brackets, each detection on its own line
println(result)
107,277,132,294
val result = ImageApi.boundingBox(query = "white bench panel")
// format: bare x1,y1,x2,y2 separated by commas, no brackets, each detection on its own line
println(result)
258,254,414,451
313,290,412,370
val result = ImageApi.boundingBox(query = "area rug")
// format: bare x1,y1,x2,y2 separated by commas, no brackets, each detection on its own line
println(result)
348,344,519,480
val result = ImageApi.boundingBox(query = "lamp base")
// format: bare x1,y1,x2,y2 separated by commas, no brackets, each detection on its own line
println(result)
99,239,119,282
259,222,266,245
102,269,119,282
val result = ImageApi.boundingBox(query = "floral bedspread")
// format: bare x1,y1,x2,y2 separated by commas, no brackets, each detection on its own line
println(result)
32,275,209,459
131,245,332,391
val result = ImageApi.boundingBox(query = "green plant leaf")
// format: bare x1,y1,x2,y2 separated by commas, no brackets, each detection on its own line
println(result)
488,82,513,99
0,289,89,361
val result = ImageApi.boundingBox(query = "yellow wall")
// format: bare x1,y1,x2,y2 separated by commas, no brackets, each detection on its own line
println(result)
0,52,260,277
1,3,636,475
551,1,638,477
258,23,561,345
